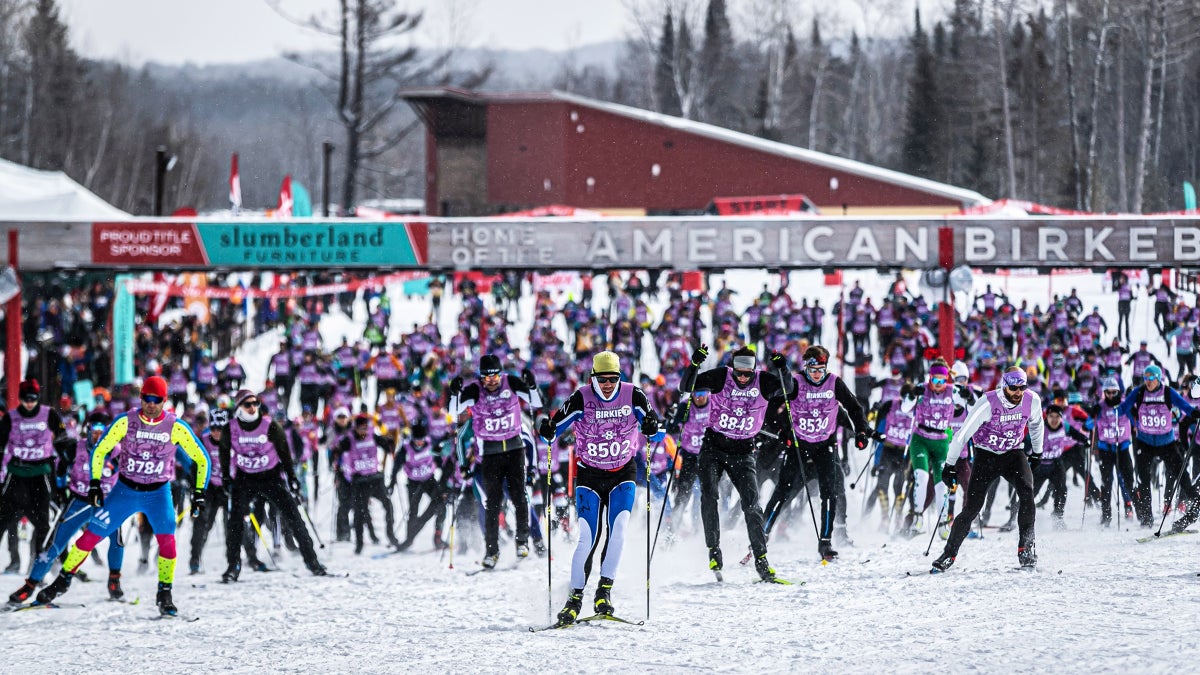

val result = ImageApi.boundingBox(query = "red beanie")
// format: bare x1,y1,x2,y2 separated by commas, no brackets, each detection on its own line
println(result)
141,376,168,399
18,379,39,398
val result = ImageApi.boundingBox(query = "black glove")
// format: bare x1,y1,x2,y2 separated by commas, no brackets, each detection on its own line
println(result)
521,368,537,390
769,351,787,371
1028,453,1042,468
871,464,884,477
941,464,957,487
640,415,660,437
287,473,302,494
191,489,206,519
854,432,869,450
872,430,887,442
86,479,104,508
525,465,538,485
537,417,555,443
690,345,709,366
449,376,463,397
1189,408,1200,422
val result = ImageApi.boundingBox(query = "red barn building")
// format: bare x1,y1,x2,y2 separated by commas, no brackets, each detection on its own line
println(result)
401,87,990,217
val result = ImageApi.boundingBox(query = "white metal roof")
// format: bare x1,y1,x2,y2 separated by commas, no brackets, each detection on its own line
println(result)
546,91,991,207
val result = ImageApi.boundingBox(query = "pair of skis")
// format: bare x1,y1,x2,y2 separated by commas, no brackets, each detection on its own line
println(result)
529,613,645,632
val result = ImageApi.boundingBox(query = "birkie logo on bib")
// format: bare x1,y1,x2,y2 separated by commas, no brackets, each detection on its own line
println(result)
135,430,171,444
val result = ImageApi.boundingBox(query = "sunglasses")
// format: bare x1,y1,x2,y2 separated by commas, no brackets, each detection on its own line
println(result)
595,375,620,384
90,423,107,433
733,369,755,378
481,371,502,378
1004,385,1028,392
20,394,38,403
141,395,164,404
930,377,947,385
240,400,260,409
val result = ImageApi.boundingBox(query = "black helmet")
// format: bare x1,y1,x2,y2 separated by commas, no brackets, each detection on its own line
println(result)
479,354,502,376
411,417,429,439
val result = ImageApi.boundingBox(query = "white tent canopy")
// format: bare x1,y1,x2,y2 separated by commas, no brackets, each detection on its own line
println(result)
0,157,129,220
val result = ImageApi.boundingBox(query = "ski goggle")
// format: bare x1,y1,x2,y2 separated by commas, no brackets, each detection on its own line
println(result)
141,395,164,404
20,393,38,403
89,423,107,433
732,369,755,379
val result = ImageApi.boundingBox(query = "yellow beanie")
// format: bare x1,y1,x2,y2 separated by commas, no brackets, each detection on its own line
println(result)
591,351,620,375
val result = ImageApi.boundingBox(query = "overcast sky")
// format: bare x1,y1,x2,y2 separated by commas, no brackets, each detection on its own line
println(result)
58,0,632,65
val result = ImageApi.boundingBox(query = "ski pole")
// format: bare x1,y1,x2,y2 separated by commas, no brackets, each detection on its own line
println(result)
781,391,822,542
924,483,956,556
539,428,553,624
40,501,75,550
1082,426,1097,528
295,494,326,549
645,435,652,622
249,512,278,570
1154,441,1197,537
848,454,872,490
649,448,676,563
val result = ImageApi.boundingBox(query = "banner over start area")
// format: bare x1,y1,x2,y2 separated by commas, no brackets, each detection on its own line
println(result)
1,216,1199,271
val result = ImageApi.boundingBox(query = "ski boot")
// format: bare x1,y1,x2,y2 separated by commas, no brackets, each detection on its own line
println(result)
1017,541,1037,569
188,562,201,576
75,569,91,583
354,539,364,555
8,579,35,606
156,582,177,616
4,559,20,575
931,553,955,573
754,554,777,582
137,558,149,575
533,540,547,558
516,543,530,559
593,577,614,616
482,553,499,569
307,561,328,577
107,572,124,601
708,547,723,572
557,589,583,625
34,572,73,605
221,562,241,584
432,531,448,551
250,560,270,572
818,538,838,562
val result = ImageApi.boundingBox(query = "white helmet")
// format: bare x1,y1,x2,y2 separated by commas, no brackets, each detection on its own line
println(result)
951,360,970,382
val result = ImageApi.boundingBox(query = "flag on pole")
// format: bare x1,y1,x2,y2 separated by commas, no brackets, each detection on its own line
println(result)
230,153,242,215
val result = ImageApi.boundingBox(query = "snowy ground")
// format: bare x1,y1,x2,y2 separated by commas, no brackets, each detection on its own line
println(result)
7,268,1200,673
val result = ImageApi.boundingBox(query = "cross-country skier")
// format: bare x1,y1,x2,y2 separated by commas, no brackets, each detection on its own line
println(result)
1084,377,1134,526
334,413,400,553
761,345,869,561
33,376,209,615
932,367,1044,572
1118,363,1199,526
539,351,663,625
448,354,543,569
7,412,124,606
681,344,791,578
0,379,73,578
220,389,327,581
897,359,957,537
